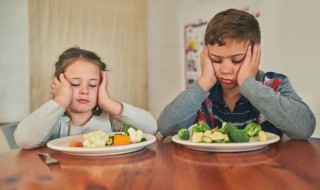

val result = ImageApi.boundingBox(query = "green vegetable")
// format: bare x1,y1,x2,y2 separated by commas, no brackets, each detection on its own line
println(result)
219,122,238,135
178,128,190,140
244,123,262,137
123,124,137,136
229,129,250,142
191,121,211,133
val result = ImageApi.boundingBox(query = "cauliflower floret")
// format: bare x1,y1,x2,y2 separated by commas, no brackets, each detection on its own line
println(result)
127,128,144,143
203,130,212,136
82,130,109,148
192,132,204,143
208,131,225,141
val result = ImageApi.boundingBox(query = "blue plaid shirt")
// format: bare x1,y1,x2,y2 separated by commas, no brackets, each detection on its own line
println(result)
198,73,284,137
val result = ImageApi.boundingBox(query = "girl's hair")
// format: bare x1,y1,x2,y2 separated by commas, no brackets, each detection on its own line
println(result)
205,9,261,46
55,46,107,116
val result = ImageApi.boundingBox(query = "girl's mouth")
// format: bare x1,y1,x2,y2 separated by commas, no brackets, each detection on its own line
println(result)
78,99,90,104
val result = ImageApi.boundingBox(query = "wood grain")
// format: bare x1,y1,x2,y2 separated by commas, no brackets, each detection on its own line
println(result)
0,138,319,190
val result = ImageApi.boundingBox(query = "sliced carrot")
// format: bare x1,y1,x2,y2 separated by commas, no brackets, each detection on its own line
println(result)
112,134,131,146
69,140,84,147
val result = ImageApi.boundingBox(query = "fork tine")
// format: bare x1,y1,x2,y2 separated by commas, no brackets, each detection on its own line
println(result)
49,163,61,172
38,152,61,172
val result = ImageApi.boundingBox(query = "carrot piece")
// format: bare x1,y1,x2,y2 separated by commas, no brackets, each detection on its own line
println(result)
69,140,83,147
112,134,131,146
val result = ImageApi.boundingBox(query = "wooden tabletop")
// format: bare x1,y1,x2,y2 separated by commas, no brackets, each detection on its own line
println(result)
0,137,319,190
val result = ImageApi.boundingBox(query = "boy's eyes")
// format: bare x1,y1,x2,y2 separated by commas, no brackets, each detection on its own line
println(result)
210,57,245,64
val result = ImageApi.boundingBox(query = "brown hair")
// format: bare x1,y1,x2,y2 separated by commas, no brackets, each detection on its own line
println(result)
204,9,261,46
55,46,107,115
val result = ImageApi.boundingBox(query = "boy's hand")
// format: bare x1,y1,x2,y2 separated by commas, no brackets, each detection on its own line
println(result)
98,71,123,116
51,73,73,108
237,43,261,86
197,46,217,91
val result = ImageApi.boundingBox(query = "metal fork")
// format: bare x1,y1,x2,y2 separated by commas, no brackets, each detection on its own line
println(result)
163,136,172,144
37,152,60,171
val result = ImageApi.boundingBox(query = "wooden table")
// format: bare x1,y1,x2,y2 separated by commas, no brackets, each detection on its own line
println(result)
0,137,319,190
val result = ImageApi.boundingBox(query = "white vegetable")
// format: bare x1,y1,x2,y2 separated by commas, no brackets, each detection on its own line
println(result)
82,130,109,148
208,131,225,141
203,130,212,136
192,132,204,143
259,131,267,141
127,128,144,143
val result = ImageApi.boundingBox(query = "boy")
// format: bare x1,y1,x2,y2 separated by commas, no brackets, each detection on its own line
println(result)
158,9,315,139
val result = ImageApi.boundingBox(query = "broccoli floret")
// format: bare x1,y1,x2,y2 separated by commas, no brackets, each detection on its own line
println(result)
178,128,190,140
244,123,262,137
191,121,211,133
229,129,250,142
219,122,238,135
122,124,138,136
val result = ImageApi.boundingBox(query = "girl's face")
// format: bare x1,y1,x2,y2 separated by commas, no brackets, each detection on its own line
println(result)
207,38,250,90
64,59,101,114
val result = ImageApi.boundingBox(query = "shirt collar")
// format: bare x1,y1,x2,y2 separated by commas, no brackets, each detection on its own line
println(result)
209,83,249,105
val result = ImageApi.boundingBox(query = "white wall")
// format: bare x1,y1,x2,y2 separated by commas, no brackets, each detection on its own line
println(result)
147,0,184,117
0,0,29,123
148,0,320,137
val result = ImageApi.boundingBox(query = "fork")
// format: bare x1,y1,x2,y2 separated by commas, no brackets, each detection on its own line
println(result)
163,136,172,144
37,152,60,171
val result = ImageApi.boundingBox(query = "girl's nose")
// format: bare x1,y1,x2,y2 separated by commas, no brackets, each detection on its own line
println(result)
80,86,89,95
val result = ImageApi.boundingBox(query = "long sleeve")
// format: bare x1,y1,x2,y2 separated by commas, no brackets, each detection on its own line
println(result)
241,77,316,139
112,103,158,135
14,100,65,149
157,82,209,136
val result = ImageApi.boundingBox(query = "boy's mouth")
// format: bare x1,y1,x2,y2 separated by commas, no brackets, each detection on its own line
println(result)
220,78,233,84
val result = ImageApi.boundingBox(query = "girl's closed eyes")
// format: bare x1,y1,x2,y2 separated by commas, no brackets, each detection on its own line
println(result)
67,78,98,88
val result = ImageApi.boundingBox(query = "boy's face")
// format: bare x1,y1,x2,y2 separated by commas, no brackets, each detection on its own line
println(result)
64,60,101,114
207,38,250,90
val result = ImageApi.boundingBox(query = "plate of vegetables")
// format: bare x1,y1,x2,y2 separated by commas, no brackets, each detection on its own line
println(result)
172,122,280,152
47,125,156,156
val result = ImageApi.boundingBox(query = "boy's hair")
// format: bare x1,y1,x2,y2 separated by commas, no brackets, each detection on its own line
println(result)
205,9,260,46
54,46,107,116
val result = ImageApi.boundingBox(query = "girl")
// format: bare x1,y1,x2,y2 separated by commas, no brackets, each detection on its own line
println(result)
15,47,158,149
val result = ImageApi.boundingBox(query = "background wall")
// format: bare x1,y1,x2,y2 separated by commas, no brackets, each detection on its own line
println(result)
0,0,29,123
0,0,148,122
148,0,320,137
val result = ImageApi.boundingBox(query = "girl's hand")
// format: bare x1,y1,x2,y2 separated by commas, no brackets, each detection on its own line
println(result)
50,73,73,108
197,46,217,91
237,43,261,86
98,71,123,116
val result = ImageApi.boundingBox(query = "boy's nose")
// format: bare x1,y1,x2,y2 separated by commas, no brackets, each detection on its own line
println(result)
221,62,233,75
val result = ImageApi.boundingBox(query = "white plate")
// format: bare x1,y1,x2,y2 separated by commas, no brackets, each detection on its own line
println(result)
172,132,280,152
47,133,156,156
